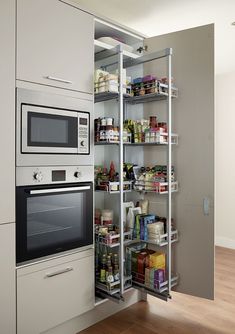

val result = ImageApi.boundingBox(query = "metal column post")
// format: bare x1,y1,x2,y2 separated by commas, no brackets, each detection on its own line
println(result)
167,51,172,295
118,45,124,295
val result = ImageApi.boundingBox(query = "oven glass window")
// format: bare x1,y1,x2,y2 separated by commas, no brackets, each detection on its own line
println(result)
16,183,93,263
27,112,77,148
26,192,87,252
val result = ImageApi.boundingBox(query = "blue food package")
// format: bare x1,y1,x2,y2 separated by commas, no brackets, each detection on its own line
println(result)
133,77,143,84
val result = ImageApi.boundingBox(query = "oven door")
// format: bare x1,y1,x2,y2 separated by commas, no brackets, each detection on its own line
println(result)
16,182,93,264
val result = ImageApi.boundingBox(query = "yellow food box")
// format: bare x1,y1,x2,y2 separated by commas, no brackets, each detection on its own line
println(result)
149,252,165,269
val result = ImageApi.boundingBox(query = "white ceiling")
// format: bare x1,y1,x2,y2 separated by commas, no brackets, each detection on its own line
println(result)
73,0,235,75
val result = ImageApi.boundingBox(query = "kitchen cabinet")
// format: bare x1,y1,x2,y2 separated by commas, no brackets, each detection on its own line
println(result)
17,249,94,334
93,23,214,303
0,223,16,334
0,0,15,224
16,0,93,94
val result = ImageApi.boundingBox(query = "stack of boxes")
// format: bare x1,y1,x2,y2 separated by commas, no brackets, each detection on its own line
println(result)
129,247,166,290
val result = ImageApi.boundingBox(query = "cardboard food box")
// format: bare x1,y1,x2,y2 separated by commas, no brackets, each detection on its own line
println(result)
149,252,166,269
132,271,145,284
131,250,141,272
137,251,149,274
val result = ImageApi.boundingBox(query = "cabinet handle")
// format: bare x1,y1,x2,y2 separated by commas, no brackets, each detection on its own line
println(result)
45,75,73,84
203,197,210,215
45,267,73,278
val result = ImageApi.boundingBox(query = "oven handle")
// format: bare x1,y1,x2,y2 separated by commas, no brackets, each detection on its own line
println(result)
29,186,90,195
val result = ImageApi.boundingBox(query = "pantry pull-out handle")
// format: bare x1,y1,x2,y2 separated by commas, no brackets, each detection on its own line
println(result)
45,75,73,84
203,197,210,215
45,267,73,278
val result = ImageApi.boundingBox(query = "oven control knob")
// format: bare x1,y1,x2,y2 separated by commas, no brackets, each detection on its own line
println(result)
33,172,43,182
74,171,82,178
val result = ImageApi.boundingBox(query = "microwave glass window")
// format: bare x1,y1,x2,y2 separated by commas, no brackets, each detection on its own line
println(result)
27,112,77,148
31,116,68,143
26,192,86,252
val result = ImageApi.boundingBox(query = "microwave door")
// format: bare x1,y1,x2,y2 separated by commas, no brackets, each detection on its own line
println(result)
21,105,78,154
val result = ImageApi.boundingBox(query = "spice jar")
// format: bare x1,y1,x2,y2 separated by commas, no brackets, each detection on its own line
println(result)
101,209,113,226
150,116,157,128
106,123,114,142
113,127,119,142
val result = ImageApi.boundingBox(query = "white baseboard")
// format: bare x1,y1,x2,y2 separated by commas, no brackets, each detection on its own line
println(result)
216,236,235,250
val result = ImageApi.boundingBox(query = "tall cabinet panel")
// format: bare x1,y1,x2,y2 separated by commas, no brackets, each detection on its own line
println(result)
0,0,15,224
144,24,214,299
16,0,94,93
0,224,16,334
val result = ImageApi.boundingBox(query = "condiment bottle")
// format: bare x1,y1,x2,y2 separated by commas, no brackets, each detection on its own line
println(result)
106,118,114,142
100,118,107,142
113,253,119,265
109,161,116,181
94,118,101,142
106,267,114,285
100,254,107,283
113,264,119,281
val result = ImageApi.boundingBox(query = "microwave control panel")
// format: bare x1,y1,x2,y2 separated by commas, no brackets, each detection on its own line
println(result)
78,113,89,154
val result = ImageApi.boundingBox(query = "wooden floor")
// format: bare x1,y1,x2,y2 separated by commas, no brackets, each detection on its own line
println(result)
80,247,235,334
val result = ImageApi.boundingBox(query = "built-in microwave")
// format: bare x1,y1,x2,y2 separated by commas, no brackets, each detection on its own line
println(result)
16,88,93,166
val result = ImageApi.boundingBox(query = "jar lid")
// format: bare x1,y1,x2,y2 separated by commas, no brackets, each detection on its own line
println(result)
101,118,107,126
106,118,113,126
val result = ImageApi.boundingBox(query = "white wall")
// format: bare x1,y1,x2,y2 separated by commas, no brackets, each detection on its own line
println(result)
216,71,235,249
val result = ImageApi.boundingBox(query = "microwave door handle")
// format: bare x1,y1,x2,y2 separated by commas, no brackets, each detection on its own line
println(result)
29,186,90,195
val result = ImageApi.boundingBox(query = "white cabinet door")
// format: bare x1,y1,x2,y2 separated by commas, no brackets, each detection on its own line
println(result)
17,250,94,334
17,0,94,93
143,24,214,299
0,224,16,334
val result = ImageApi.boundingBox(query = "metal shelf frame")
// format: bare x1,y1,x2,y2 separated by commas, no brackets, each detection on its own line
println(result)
95,44,176,300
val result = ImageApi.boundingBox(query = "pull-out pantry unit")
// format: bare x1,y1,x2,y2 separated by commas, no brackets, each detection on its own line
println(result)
93,19,214,305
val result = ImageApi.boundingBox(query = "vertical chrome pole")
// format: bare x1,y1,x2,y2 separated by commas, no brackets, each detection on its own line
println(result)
118,45,124,295
167,50,172,295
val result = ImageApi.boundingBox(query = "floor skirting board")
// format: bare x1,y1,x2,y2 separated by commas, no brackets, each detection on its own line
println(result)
216,236,235,249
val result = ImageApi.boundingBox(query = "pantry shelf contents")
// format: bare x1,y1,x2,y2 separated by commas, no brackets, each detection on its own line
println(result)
126,243,178,296
95,116,178,145
94,46,179,301
94,71,178,104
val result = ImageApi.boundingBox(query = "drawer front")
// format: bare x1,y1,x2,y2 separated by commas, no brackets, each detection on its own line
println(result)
17,254,94,334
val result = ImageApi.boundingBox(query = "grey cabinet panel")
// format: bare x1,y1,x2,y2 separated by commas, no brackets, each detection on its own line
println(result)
17,0,94,94
0,223,16,334
17,251,94,334
144,24,214,299
0,0,15,224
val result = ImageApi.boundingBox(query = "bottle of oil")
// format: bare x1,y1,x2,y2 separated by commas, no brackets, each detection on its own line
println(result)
100,254,107,283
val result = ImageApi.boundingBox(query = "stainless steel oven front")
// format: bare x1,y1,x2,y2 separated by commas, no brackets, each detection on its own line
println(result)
16,165,94,264
16,88,93,166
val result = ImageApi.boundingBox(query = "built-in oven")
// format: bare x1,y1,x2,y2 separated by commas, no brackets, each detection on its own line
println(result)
16,88,93,166
16,165,94,264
